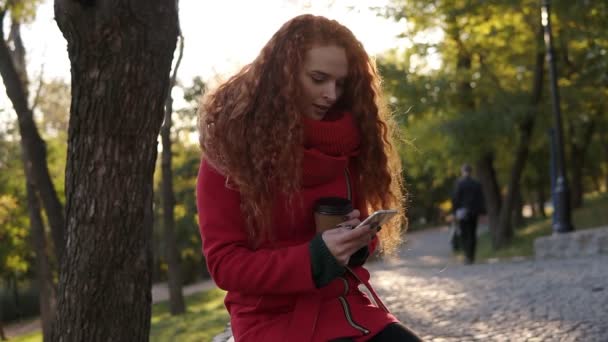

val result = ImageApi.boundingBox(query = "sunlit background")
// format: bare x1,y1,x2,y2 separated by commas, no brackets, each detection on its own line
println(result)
1,1,607,340
21,0,410,84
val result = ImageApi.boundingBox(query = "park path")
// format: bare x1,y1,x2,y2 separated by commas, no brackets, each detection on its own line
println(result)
367,227,608,341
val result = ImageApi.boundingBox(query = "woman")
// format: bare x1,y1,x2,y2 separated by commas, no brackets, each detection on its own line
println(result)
197,14,420,342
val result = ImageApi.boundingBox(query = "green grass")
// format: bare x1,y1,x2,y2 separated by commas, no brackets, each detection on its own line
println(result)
150,288,229,342
10,288,229,342
475,192,608,261
9,331,41,342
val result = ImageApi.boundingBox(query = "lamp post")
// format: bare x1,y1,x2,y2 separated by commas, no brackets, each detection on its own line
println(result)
541,0,574,233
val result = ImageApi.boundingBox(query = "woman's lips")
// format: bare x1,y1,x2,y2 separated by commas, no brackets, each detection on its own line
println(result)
313,104,329,114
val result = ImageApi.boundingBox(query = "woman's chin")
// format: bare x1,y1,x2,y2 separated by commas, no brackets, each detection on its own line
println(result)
305,111,326,120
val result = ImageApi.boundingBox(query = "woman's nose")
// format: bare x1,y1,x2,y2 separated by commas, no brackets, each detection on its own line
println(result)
322,83,337,102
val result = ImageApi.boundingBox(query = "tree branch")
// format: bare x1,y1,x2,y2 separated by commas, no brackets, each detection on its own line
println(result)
30,63,45,112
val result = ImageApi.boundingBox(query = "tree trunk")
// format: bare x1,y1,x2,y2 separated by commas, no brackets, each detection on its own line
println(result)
10,275,20,319
0,13,66,263
495,115,533,244
569,120,595,209
536,181,547,218
512,190,524,228
476,153,501,246
161,35,185,315
23,158,56,342
51,1,179,341
530,196,538,217
605,128,608,191
495,38,544,247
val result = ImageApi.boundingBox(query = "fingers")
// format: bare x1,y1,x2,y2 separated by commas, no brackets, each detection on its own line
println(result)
336,218,360,229
334,224,374,248
322,226,374,266
345,223,373,241
336,209,361,229
344,209,360,220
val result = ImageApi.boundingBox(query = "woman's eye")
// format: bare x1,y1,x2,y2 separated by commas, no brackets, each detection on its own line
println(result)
311,74,325,83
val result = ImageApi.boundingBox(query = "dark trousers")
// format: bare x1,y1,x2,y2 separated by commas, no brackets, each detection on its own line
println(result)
458,216,478,263
330,323,422,341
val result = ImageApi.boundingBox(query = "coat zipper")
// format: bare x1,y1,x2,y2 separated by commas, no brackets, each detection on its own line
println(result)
344,168,352,201
340,167,389,333
339,170,370,335
338,277,370,335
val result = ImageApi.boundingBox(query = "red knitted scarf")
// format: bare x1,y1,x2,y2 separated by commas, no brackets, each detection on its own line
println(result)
300,111,360,186
302,111,360,158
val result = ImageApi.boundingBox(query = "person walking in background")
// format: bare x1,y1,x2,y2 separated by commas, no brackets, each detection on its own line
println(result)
452,164,485,264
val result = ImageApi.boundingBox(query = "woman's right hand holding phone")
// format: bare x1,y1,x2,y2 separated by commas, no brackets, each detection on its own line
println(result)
321,209,375,266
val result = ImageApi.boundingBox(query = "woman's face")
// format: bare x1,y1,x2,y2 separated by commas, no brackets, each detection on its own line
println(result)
298,45,348,120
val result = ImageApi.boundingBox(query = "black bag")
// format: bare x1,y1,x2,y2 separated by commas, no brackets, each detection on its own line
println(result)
449,222,461,251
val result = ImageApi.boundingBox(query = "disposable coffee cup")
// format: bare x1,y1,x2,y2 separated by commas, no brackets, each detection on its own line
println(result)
314,197,353,233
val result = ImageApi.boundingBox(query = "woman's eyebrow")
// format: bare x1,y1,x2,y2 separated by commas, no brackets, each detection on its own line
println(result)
310,70,346,80
310,70,330,76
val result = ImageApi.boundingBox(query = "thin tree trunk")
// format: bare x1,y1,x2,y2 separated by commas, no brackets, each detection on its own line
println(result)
591,174,601,193
23,157,56,342
512,190,524,228
495,35,544,247
530,196,538,217
605,129,608,191
495,115,532,244
11,275,20,319
536,181,547,218
476,153,501,246
51,1,179,341
3,17,59,340
0,14,66,262
569,120,595,209
0,305,5,341
161,34,185,315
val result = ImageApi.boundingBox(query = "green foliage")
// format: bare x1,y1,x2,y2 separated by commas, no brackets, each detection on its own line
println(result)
1,0,44,23
475,192,608,261
0,135,32,282
0,78,70,283
0,195,29,275
379,0,608,226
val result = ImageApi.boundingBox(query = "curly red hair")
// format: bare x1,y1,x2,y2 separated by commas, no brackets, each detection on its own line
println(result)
199,14,405,253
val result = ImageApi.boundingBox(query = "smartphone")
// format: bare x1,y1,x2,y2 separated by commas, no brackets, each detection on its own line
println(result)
353,209,398,231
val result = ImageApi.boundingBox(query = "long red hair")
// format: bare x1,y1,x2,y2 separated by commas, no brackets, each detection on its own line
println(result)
199,14,405,253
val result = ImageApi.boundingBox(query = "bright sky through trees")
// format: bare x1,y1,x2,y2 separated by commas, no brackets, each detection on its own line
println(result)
21,0,406,86
1,0,441,130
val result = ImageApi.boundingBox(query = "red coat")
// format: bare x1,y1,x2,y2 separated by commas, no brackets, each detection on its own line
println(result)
197,113,398,341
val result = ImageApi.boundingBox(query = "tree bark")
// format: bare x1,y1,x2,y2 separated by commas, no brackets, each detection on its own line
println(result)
161,34,185,315
512,190,524,228
536,181,547,218
0,12,66,263
51,1,179,341
605,129,608,192
605,127,608,192
23,156,56,342
475,153,502,246
569,120,595,209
